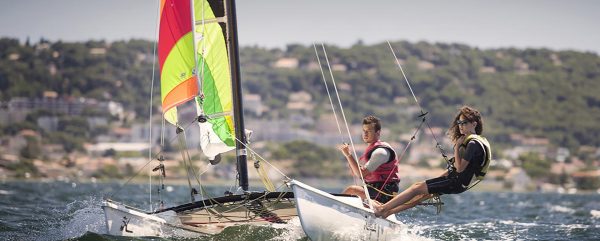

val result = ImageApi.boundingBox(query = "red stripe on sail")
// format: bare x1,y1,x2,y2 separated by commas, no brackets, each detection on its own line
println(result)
158,0,192,71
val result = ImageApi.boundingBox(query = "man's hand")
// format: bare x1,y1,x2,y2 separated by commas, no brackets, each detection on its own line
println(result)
337,143,351,157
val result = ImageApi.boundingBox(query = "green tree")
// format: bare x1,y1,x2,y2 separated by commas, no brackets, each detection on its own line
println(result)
19,136,41,159
271,140,348,178
520,152,551,179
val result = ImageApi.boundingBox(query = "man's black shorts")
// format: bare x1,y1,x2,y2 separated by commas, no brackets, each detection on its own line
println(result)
425,176,467,195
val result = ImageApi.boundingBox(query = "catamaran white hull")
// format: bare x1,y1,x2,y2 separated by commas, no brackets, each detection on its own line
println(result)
102,199,202,237
102,192,298,237
289,180,402,241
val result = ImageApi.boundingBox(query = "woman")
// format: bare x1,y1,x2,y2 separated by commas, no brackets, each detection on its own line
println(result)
374,105,491,217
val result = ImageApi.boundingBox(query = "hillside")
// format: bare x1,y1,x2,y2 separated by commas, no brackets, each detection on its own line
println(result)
1,38,600,153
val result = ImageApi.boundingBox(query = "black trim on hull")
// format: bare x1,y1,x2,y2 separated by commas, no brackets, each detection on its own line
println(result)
151,191,353,214
151,191,294,214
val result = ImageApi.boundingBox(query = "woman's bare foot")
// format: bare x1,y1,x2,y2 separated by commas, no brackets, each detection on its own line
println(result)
372,202,385,218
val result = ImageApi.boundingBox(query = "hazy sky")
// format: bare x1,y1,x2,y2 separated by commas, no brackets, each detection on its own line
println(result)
1,0,599,53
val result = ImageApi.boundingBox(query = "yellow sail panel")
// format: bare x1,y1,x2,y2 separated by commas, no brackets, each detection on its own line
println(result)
195,0,236,158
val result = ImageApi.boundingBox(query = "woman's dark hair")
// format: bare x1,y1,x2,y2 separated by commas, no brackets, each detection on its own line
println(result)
447,106,483,143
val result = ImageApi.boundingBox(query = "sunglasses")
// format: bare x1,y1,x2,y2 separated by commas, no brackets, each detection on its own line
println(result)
456,120,470,126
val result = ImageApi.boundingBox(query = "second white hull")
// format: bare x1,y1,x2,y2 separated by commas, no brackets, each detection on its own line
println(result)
290,180,403,241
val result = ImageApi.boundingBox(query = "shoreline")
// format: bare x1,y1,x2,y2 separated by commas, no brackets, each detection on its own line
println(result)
3,177,598,194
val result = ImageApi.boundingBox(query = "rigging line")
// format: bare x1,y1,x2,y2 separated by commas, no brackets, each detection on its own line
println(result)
314,43,358,186
197,161,214,176
148,0,161,212
161,117,165,146
176,129,211,201
387,41,423,113
387,41,450,162
149,173,152,212
176,131,195,202
313,43,344,141
191,161,221,213
172,182,291,220
321,43,372,208
374,119,425,201
106,157,155,200
233,136,290,181
214,183,292,217
152,116,203,165
425,121,449,161
194,162,216,203
109,119,200,201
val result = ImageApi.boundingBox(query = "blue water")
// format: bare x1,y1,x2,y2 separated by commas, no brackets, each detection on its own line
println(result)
0,180,599,240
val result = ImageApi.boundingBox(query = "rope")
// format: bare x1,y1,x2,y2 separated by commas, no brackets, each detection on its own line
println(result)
320,43,372,209
233,136,291,181
107,115,201,200
106,157,155,199
387,41,422,111
313,43,358,185
387,41,452,167
176,128,196,202
366,183,396,197
313,43,344,141
252,151,276,192
374,118,426,201
256,161,276,192
147,0,161,212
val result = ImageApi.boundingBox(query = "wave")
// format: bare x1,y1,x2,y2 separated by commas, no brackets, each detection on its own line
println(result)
548,204,576,214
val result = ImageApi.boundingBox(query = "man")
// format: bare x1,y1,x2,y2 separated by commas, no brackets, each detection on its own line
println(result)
373,106,491,217
339,115,400,203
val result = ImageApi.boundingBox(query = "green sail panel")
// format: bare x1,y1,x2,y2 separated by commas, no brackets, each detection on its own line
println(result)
195,0,235,158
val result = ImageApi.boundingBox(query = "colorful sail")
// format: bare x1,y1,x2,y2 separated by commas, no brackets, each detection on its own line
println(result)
158,0,197,125
194,0,236,159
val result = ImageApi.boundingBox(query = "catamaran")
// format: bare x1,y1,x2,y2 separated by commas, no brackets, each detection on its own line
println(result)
102,0,407,239
102,0,298,236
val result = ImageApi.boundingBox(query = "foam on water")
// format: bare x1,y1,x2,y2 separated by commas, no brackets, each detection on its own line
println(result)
498,219,538,227
548,204,576,214
269,217,307,241
269,216,431,241
389,222,434,241
0,189,13,195
38,197,106,241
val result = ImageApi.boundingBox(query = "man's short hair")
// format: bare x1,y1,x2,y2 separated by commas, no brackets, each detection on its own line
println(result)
362,115,381,132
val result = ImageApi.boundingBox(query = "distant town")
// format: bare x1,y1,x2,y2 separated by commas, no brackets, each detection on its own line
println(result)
1,91,598,194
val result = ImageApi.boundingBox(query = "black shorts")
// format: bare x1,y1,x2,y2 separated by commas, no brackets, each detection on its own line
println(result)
425,176,467,195
366,181,399,203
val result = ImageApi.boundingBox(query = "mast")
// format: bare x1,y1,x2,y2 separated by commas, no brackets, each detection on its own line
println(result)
224,0,248,191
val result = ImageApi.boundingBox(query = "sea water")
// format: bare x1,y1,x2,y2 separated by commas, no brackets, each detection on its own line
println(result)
0,180,598,241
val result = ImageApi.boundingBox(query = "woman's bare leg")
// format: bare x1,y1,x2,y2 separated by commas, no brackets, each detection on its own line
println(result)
373,181,429,217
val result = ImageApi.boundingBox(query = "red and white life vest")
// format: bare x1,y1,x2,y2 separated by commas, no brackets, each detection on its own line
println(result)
359,140,400,183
